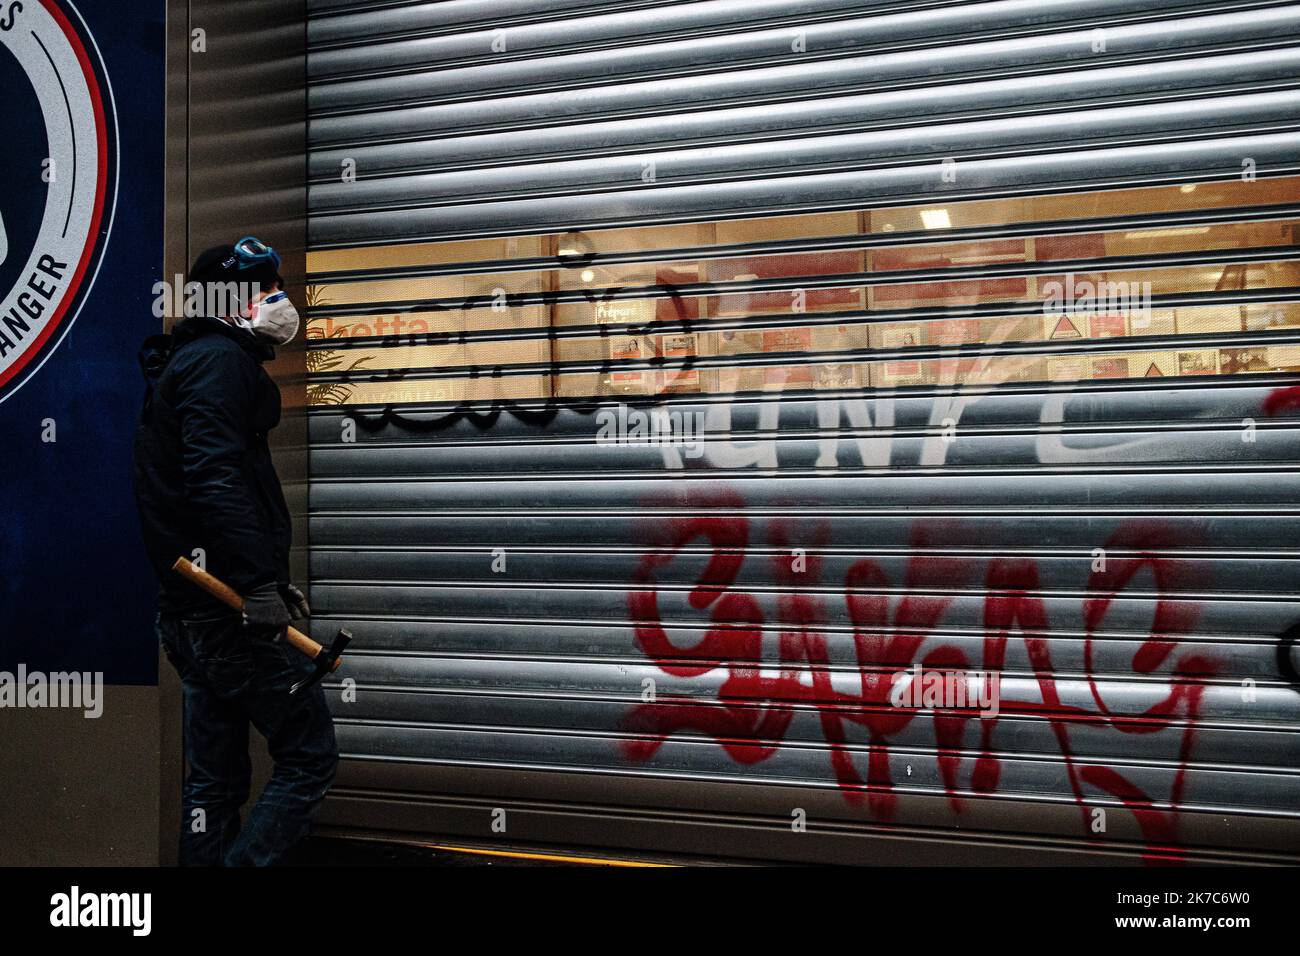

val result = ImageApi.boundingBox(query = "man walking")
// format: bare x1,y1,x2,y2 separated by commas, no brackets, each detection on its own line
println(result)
133,238,338,866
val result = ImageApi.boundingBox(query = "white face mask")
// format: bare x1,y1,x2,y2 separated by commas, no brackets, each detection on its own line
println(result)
237,290,299,345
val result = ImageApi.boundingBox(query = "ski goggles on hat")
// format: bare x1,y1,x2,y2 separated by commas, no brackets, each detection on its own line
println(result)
233,236,282,272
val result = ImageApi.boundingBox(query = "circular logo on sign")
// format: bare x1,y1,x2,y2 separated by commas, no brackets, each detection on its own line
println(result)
0,0,117,404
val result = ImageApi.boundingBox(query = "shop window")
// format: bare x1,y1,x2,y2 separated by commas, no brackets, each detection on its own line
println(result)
305,176,1300,406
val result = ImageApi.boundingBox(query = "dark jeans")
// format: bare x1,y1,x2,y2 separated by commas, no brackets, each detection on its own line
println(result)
157,609,339,867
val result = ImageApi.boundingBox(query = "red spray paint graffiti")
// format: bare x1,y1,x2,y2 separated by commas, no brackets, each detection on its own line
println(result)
620,489,1217,862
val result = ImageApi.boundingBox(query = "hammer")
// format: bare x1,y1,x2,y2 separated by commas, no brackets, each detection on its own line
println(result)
171,557,351,695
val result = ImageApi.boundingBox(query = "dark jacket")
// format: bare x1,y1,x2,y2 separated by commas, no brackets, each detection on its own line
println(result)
133,315,291,614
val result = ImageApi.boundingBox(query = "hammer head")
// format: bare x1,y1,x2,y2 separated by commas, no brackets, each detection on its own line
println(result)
290,628,352,696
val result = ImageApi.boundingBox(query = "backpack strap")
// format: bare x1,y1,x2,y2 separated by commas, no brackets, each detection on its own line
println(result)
137,333,174,422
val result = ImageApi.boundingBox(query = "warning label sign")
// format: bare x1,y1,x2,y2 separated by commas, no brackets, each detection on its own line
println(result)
1048,315,1083,339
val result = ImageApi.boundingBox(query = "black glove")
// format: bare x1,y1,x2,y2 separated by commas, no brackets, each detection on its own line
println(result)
242,582,292,631
280,582,311,620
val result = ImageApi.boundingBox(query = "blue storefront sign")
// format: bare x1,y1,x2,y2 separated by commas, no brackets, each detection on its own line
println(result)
0,0,164,684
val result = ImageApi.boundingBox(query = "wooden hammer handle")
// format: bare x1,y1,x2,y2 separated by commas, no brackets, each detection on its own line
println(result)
171,557,329,665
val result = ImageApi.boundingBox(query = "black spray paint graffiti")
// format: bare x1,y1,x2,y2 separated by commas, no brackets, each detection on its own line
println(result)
314,243,704,434
313,236,1052,435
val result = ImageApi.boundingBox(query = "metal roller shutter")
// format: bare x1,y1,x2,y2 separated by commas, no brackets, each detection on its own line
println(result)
304,0,1300,863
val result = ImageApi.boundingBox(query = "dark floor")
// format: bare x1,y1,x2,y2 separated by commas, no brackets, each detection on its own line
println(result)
284,833,707,866
285,836,563,866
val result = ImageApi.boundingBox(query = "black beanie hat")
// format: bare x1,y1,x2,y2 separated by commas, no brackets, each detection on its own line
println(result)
188,244,281,289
